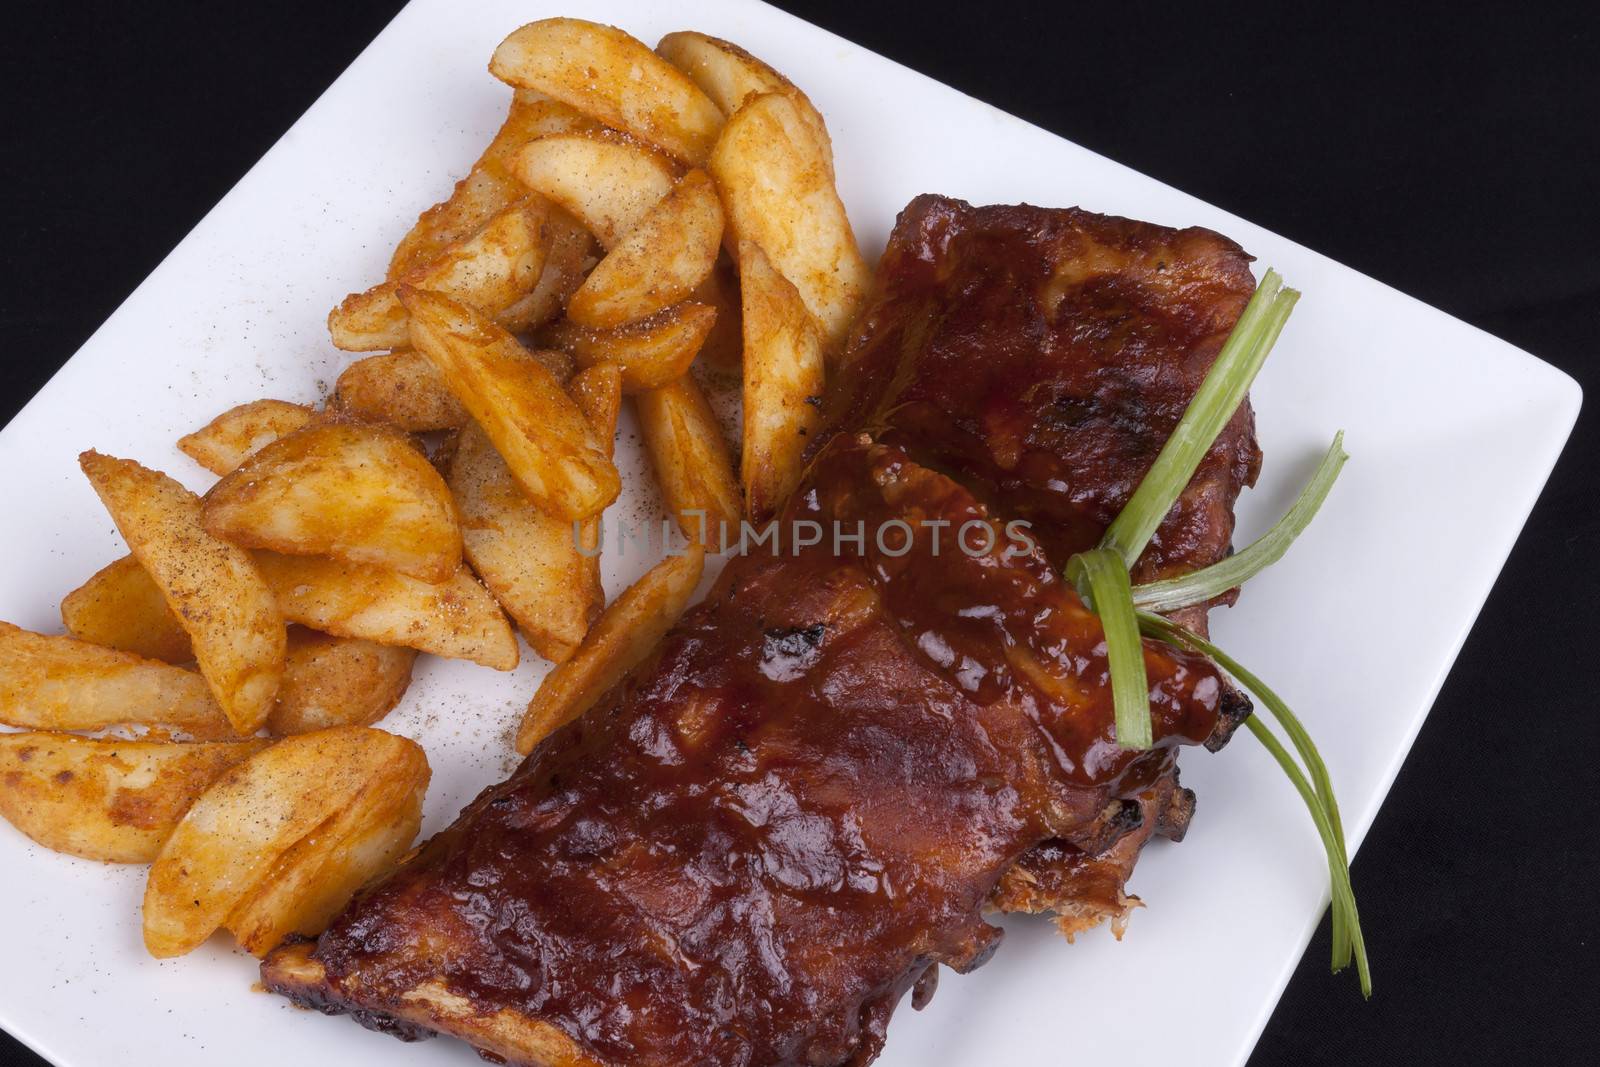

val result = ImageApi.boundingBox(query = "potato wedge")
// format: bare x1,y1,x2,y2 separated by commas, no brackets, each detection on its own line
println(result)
738,241,826,521
0,621,232,739
330,198,548,351
224,745,427,956
543,302,716,393
334,345,576,433
456,362,622,663
389,90,595,280
334,351,468,431
509,132,678,249
143,727,428,957
0,734,270,862
490,19,722,164
254,552,517,671
267,628,417,735
635,376,742,550
708,92,870,356
516,544,704,754
402,287,619,520
569,360,624,622
498,205,597,332
568,362,625,456
690,253,744,373
177,400,316,476
450,424,599,664
61,554,192,663
203,420,461,583
655,31,834,176
567,169,724,328
79,452,284,736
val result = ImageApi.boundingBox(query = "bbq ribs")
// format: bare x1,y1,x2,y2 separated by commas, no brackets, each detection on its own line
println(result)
263,196,1262,1066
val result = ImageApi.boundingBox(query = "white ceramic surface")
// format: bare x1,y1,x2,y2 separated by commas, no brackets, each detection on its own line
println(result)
0,2,1579,1065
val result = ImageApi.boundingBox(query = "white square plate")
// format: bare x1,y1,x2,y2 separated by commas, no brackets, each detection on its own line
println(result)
0,2,1579,1065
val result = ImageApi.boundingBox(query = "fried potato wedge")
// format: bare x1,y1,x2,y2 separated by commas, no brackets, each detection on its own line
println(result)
334,345,576,432
61,554,192,663
635,375,742,549
79,452,284,736
0,621,232,738
709,92,870,356
567,169,724,328
330,198,548,352
177,400,316,476
568,362,625,454
143,727,429,957
403,287,619,520
738,241,826,521
499,206,597,332
389,90,595,280
655,31,833,176
490,19,723,164
334,350,468,431
0,734,270,862
203,420,461,583
690,253,744,372
254,552,517,670
569,360,623,624
543,302,716,393
450,424,598,664
267,628,417,735
224,742,427,956
515,544,704,754
452,362,622,664
509,133,678,249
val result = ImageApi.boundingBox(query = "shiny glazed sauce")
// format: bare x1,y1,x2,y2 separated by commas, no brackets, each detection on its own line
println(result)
310,438,1232,1066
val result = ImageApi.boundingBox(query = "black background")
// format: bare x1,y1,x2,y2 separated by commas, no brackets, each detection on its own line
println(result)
2,3,1595,1065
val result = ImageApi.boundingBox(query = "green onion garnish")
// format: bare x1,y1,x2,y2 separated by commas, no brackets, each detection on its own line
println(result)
1101,269,1300,568
1066,549,1152,750
1137,609,1370,996
1132,432,1348,613
1068,268,1300,753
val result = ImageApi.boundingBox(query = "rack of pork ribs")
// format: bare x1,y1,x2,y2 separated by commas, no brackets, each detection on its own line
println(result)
263,195,1264,1067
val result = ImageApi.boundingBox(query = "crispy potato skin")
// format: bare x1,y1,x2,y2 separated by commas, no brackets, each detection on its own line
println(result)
634,375,742,549
567,169,724,329
79,452,285,735
178,400,316,476
267,627,417,735
709,92,869,357
542,302,716,393
61,554,193,663
254,552,518,671
389,90,596,281
515,544,704,754
143,727,429,958
203,420,463,583
738,241,826,521
330,200,548,352
402,287,620,520
0,734,270,862
509,132,679,249
490,19,723,164
0,621,232,738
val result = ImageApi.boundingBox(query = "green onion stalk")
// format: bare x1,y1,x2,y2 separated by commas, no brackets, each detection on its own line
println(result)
1062,268,1368,993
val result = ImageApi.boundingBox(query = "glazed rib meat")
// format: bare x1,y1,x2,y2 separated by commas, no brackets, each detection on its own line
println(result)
264,197,1262,1066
